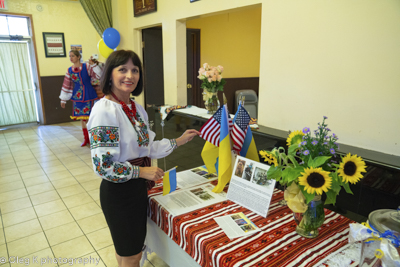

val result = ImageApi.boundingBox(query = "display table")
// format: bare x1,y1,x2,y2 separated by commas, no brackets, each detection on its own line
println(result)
145,181,357,267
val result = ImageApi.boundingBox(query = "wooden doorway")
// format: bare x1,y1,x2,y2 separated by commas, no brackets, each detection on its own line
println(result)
186,29,201,107
142,27,201,107
142,27,164,107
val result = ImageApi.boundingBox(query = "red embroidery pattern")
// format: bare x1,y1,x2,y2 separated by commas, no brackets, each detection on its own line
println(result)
110,92,149,147
147,185,354,267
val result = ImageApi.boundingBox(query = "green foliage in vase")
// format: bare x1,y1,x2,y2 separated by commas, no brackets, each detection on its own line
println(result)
259,117,367,210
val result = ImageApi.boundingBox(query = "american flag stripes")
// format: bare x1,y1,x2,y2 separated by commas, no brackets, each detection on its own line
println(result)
199,105,233,147
231,104,251,152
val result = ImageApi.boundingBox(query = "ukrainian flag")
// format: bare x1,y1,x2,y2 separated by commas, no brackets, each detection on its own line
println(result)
212,105,232,193
163,167,177,196
201,141,219,174
240,125,259,162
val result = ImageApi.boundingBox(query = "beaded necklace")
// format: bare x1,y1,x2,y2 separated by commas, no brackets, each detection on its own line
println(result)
111,92,146,141
111,92,137,123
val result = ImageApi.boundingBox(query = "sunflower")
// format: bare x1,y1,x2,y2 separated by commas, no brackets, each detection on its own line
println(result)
259,151,278,166
298,167,332,195
337,153,366,184
286,130,305,147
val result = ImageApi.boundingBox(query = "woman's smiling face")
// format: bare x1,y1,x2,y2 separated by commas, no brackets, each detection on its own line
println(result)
110,58,140,95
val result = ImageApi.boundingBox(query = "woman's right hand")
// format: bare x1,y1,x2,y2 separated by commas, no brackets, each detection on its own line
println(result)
60,102,66,108
139,166,164,181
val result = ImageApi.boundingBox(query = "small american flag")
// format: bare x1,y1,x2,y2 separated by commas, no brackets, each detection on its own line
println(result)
200,105,233,147
231,104,251,152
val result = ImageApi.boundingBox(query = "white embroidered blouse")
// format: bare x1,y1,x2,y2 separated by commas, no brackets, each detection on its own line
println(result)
87,98,178,183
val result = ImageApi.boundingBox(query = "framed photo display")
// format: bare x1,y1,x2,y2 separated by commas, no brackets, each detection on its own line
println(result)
42,32,66,58
133,0,157,17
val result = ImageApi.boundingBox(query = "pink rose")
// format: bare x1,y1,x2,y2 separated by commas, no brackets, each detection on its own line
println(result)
217,65,224,73
211,75,217,82
198,68,205,75
217,75,222,82
203,63,209,70
208,77,212,83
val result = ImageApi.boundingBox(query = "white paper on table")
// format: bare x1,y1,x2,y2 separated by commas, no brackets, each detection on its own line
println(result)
152,183,227,216
214,212,260,240
176,166,218,189
174,107,235,120
174,106,211,118
226,156,276,218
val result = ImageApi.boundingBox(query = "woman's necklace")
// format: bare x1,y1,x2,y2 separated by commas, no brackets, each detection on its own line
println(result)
110,92,146,140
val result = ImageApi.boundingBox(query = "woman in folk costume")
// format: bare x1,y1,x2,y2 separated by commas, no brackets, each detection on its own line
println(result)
59,50,103,146
87,50,200,267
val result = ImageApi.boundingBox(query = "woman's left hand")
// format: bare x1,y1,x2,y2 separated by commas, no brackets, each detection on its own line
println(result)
176,129,201,146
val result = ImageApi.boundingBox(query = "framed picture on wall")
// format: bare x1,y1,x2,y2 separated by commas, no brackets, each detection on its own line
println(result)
42,32,66,58
133,0,157,17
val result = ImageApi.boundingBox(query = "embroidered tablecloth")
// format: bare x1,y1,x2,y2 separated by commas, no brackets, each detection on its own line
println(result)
147,184,355,267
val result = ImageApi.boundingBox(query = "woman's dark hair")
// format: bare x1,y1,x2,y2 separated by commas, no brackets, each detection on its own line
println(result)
100,50,144,96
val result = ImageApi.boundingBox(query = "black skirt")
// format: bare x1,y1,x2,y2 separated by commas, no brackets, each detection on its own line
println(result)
100,178,148,256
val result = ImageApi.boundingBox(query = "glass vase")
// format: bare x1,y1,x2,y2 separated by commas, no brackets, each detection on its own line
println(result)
293,195,325,238
203,91,220,114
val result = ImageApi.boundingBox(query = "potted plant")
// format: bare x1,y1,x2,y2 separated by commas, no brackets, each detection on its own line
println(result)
197,63,226,114
260,116,367,238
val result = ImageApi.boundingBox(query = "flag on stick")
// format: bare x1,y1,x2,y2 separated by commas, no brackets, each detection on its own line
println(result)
212,105,232,193
163,167,177,196
231,103,251,152
240,125,259,162
199,105,233,147
201,141,219,174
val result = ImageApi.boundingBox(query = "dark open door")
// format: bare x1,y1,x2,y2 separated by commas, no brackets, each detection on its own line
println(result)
186,29,201,107
142,27,164,107
142,27,201,107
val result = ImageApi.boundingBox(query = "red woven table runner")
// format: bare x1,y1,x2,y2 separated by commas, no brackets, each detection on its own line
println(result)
147,182,354,267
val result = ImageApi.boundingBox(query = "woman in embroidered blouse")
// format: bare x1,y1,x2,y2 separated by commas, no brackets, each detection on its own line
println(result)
59,50,103,146
87,50,200,267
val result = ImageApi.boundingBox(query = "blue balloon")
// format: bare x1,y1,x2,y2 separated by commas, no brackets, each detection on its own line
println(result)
102,28,120,49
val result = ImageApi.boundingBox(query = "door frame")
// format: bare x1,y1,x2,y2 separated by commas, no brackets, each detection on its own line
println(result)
187,28,201,107
141,27,201,108
0,12,45,124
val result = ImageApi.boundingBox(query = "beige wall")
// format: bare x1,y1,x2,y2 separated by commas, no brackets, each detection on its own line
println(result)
259,0,400,157
111,0,400,157
186,8,261,78
3,0,102,76
4,0,399,157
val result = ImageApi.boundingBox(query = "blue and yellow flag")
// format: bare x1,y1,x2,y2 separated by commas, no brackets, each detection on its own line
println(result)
240,125,259,162
163,167,177,196
212,105,232,193
201,141,219,174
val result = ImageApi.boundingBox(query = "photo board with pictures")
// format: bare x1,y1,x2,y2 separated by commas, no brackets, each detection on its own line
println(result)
227,156,276,217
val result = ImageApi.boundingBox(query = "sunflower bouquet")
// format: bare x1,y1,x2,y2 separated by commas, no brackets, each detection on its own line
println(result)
259,116,367,213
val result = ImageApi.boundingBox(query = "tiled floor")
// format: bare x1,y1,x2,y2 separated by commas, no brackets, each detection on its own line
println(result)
0,121,169,267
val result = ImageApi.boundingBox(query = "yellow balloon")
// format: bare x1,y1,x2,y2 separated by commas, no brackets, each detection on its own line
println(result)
98,39,113,58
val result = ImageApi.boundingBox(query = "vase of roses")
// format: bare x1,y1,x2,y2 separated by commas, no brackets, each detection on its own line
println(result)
197,63,226,114
260,116,367,238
